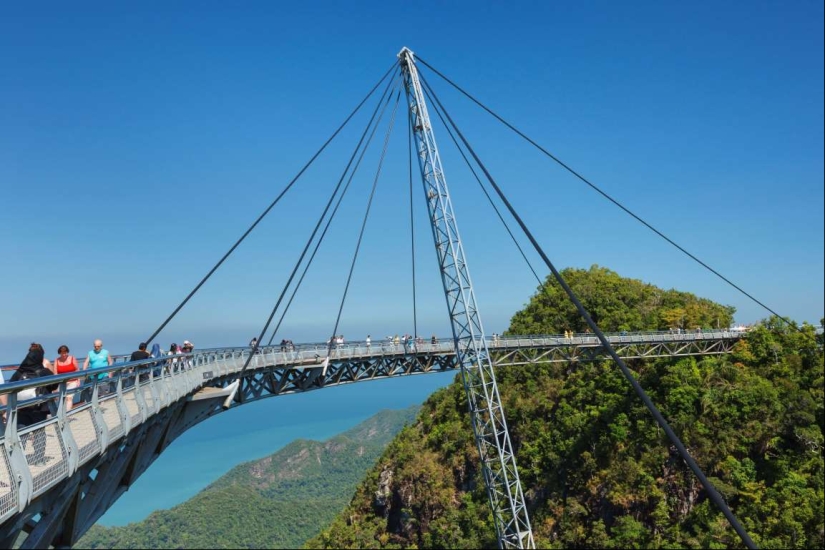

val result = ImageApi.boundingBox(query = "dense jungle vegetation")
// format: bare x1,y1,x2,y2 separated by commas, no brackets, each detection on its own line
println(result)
79,406,419,549
308,265,824,549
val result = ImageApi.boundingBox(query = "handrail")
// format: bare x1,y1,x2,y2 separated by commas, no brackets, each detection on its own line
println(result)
0,329,751,374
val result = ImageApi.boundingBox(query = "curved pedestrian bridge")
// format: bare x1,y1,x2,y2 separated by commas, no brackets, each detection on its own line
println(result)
0,329,745,548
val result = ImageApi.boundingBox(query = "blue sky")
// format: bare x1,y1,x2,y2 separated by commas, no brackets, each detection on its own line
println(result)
1,1,822,363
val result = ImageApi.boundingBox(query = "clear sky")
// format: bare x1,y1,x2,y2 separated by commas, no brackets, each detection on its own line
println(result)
2,1,823,363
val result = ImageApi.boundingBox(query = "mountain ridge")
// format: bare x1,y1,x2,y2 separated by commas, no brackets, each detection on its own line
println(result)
79,406,420,549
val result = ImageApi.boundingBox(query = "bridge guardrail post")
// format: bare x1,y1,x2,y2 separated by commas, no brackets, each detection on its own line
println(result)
195,354,208,390
177,358,188,391
182,357,195,393
3,393,32,515
217,354,227,378
183,357,195,393
172,362,184,398
163,362,176,403
132,369,148,425
113,374,131,436
154,366,170,410
54,382,79,478
188,357,199,394
175,360,186,399
150,365,162,414
167,362,180,401
88,382,109,459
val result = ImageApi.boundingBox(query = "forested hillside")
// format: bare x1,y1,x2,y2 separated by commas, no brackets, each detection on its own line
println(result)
79,406,419,549
508,265,735,334
308,266,824,549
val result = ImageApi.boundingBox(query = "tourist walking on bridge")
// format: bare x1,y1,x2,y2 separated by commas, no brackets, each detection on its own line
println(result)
54,345,80,411
83,340,112,373
129,343,150,362
149,343,164,377
130,343,151,383
83,339,113,395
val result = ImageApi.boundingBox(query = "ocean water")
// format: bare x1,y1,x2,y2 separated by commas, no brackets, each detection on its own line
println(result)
98,372,455,526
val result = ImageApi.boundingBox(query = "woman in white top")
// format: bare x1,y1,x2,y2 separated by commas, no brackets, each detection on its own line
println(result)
167,343,182,372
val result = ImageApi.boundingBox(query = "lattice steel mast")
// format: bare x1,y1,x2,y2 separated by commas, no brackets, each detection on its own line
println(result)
398,47,535,550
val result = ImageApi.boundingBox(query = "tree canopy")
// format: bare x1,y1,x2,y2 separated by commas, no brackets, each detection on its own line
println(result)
508,265,735,334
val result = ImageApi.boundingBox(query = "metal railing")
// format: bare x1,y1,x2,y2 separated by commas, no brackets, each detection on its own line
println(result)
0,329,747,376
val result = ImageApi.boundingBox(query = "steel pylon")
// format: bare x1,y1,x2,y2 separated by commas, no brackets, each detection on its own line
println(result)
398,47,535,550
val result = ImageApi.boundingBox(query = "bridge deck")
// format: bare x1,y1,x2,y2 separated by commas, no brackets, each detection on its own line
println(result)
0,330,745,548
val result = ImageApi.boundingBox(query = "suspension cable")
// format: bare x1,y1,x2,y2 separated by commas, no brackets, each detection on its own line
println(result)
408,102,419,339
421,84,544,287
416,55,797,334
265,81,398,346
328,91,403,354
419,73,758,550
143,62,398,346
239,75,400,380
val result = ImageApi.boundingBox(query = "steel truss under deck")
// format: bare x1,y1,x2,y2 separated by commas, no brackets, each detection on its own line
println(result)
490,335,740,367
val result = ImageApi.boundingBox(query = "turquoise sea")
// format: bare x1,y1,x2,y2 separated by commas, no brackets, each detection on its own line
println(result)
99,371,455,526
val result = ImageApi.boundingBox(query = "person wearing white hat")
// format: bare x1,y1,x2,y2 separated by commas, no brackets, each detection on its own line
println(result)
180,341,194,371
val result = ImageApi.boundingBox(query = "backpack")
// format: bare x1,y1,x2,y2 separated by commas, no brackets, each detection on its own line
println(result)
14,368,57,401
14,370,38,401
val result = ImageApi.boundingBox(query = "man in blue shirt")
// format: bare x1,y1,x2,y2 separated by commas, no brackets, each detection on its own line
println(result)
83,339,113,394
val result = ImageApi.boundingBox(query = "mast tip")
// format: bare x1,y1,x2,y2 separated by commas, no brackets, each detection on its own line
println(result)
397,46,415,60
